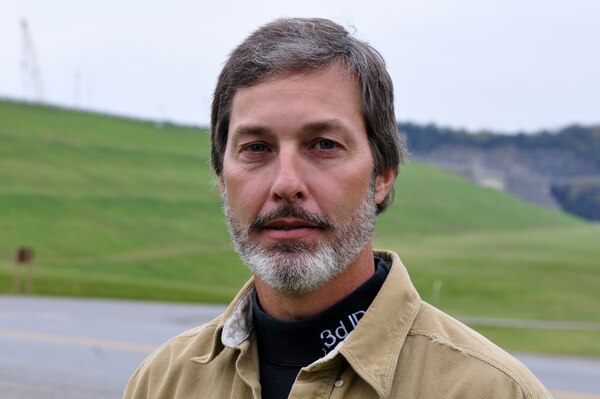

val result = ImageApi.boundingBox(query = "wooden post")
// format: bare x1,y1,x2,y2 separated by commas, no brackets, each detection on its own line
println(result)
12,257,19,294
13,248,34,295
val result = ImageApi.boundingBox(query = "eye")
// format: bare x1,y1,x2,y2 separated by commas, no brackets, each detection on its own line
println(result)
243,142,269,153
314,139,338,150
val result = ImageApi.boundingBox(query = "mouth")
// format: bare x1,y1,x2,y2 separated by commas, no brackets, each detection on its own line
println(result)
248,206,333,240
267,225,310,231
263,218,322,231
259,217,324,241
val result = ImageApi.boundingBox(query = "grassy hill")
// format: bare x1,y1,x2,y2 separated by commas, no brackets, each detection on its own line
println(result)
1,100,599,356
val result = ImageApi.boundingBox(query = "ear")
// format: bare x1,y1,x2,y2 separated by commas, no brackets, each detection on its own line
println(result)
374,167,395,206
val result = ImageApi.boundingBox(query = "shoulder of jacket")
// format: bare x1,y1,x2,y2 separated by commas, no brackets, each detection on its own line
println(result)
124,316,230,398
407,302,551,398
136,316,223,375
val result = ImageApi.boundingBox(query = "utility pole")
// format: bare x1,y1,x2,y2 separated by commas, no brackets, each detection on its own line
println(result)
20,18,44,103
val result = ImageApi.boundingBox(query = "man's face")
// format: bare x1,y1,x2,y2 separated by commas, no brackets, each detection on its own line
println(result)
219,63,392,294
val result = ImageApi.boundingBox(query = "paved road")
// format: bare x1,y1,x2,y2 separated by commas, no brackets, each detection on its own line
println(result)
1,295,599,399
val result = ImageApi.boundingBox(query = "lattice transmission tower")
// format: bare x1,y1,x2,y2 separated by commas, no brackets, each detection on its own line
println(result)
20,18,44,102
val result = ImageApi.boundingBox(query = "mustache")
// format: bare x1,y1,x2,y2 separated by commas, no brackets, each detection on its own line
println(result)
249,205,334,232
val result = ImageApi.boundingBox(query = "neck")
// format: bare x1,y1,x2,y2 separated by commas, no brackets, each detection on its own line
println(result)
254,241,376,320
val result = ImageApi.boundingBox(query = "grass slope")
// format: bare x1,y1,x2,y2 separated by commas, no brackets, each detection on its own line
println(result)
1,100,598,356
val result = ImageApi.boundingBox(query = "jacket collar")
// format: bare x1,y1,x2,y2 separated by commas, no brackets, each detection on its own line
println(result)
337,250,421,398
193,250,422,399
191,279,256,364
221,281,255,348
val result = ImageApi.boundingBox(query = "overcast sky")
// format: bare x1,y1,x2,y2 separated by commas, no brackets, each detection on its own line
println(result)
1,0,598,133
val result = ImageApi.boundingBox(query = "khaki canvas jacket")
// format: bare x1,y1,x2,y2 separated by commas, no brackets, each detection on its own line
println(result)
124,250,552,398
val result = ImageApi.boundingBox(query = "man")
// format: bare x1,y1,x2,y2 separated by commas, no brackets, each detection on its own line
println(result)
125,18,551,398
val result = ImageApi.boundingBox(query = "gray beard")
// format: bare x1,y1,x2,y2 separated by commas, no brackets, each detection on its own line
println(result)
222,184,377,295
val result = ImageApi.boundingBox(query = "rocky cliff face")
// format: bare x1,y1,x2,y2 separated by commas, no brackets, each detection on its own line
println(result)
401,124,600,220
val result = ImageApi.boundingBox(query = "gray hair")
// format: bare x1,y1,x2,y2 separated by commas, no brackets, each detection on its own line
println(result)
211,17,405,213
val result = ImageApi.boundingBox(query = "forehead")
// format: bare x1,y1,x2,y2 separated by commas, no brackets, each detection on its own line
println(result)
228,63,365,138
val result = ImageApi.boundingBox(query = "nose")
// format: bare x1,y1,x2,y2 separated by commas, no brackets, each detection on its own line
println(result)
270,149,307,203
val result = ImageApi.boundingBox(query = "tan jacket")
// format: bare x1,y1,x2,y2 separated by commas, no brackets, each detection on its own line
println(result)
124,250,552,398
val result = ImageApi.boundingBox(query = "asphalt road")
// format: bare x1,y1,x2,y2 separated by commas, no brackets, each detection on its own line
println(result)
1,295,598,399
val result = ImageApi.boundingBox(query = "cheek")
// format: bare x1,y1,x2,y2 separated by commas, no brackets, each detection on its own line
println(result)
318,170,372,219
223,174,270,218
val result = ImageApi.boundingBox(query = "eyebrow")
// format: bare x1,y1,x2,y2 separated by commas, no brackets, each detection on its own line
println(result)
230,125,271,138
227,125,272,150
229,119,347,145
301,119,345,134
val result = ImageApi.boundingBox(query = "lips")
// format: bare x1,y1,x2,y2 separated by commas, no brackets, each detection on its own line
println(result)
264,218,321,231
267,225,310,231
254,214,327,241
249,205,334,234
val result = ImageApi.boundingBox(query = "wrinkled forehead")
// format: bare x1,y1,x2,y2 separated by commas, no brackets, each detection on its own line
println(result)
227,61,362,127
228,63,363,131
232,59,358,100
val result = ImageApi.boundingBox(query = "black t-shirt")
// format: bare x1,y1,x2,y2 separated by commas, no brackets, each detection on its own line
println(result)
252,257,390,399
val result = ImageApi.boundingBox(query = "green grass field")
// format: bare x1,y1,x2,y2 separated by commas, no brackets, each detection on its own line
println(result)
1,100,599,357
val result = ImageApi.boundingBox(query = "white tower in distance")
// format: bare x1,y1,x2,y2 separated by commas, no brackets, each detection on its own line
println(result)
20,18,44,103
